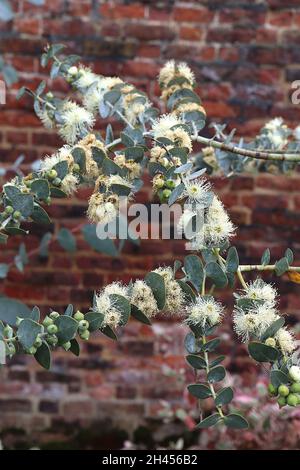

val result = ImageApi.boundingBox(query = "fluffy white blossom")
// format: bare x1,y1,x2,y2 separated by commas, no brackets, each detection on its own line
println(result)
58,101,95,144
94,287,124,329
73,67,98,90
159,60,195,88
184,297,224,328
275,328,297,355
233,304,279,342
152,267,185,315
289,365,300,382
103,282,129,299
182,178,211,204
83,76,123,113
239,279,277,306
130,280,159,318
61,173,79,195
152,114,183,138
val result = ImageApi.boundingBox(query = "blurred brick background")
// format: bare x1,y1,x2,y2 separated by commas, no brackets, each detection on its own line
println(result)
0,0,300,447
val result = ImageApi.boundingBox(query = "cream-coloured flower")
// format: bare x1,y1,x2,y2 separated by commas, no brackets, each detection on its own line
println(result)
174,101,206,117
152,267,185,315
241,279,277,306
73,67,99,90
233,305,279,342
152,114,183,138
203,196,235,246
61,173,79,195
104,282,129,299
158,60,195,88
185,297,224,328
165,127,192,152
182,178,211,204
275,328,296,355
83,76,124,113
130,280,159,318
37,109,54,129
58,101,95,144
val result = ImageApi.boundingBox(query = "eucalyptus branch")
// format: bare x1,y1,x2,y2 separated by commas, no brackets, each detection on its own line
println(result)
193,135,300,162
239,264,300,273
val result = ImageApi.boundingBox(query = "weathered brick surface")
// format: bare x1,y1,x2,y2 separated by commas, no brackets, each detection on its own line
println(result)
0,0,300,441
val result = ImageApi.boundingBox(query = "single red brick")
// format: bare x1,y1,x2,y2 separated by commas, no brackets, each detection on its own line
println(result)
179,26,203,41
174,7,213,23
100,3,145,19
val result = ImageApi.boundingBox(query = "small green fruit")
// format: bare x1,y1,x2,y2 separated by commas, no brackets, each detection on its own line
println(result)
5,205,14,215
45,196,51,205
13,210,21,220
52,177,62,187
287,393,298,407
34,336,43,348
27,346,37,355
291,382,300,393
162,189,172,199
74,311,85,321
278,384,290,397
24,179,32,187
49,311,60,320
46,335,58,346
43,316,54,327
80,330,90,341
62,341,71,351
78,320,89,331
47,324,58,335
268,383,277,396
277,396,286,407
165,180,176,189
73,163,80,173
47,169,58,180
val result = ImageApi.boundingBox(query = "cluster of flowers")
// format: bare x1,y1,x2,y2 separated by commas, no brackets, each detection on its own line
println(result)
233,278,296,356
93,267,188,328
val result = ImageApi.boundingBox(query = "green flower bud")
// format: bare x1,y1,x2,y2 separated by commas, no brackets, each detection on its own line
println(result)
165,180,176,190
46,335,58,346
277,396,286,407
287,393,298,407
53,177,62,187
291,382,300,393
13,210,21,220
49,311,60,320
62,341,71,351
278,384,290,397
73,163,80,173
46,91,54,99
80,330,90,341
45,196,51,205
4,205,14,215
47,324,58,335
47,169,58,180
34,336,43,348
24,179,32,187
27,346,37,355
42,315,54,327
74,311,85,321
265,337,276,348
162,189,172,200
268,383,277,396
78,320,89,331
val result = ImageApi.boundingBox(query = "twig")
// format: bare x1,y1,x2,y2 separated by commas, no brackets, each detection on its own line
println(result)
193,135,300,163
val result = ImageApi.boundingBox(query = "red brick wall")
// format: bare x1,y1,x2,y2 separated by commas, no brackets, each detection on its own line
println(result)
0,0,300,445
